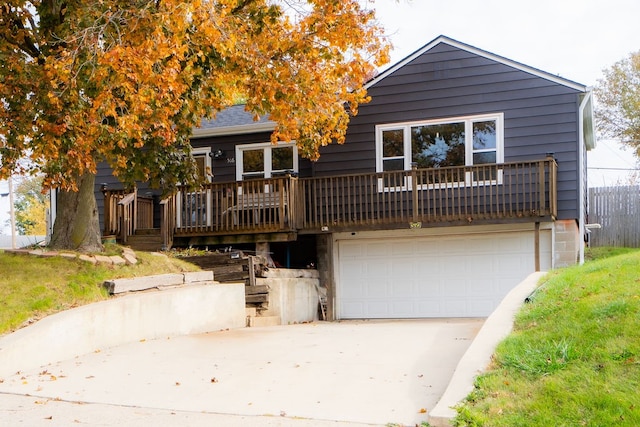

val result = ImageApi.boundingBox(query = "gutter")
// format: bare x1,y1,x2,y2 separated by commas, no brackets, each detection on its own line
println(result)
191,122,276,139
577,89,594,265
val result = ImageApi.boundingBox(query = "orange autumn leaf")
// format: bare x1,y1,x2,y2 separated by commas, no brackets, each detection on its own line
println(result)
1,0,390,192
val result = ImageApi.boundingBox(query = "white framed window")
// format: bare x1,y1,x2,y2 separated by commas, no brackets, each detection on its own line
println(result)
375,113,504,189
192,147,212,183
236,142,298,181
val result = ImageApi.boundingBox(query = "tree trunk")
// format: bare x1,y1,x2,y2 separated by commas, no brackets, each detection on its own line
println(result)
50,173,103,253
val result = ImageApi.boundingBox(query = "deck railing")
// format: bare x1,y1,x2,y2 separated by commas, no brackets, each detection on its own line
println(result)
159,195,176,250
103,159,557,242
103,188,128,236
298,159,557,231
174,175,297,235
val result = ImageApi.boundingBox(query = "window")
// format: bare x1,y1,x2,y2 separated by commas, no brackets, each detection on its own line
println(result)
192,147,212,183
376,113,503,188
236,142,298,181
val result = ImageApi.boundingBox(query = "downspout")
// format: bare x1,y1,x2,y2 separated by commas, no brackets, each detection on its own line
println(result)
577,89,593,265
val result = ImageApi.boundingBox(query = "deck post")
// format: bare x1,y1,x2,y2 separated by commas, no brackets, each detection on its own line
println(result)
411,163,418,222
538,161,546,216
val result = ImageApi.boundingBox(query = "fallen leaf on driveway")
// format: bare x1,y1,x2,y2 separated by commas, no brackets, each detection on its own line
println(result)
419,408,427,413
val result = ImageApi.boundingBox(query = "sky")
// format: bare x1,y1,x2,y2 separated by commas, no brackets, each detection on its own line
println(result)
1,0,639,234
371,0,640,187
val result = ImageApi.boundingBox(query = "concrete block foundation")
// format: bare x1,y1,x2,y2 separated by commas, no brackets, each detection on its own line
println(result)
554,219,581,267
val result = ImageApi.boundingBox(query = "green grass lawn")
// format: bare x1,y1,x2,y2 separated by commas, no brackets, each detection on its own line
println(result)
453,247,640,426
0,249,200,335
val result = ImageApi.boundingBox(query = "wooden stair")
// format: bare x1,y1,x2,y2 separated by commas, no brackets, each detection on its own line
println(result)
126,228,164,252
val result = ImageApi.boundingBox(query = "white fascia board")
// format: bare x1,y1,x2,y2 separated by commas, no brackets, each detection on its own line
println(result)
366,35,587,93
579,89,596,151
191,122,276,139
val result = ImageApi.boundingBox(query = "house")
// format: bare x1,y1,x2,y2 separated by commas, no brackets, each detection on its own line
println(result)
94,35,596,320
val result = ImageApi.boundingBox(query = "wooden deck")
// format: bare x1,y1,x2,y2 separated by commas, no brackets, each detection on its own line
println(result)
103,159,557,247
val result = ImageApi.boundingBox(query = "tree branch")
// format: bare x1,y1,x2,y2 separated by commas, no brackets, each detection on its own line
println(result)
0,4,42,60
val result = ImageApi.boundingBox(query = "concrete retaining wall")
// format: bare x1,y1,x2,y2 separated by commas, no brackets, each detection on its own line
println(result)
0,283,246,377
428,272,545,427
259,268,320,324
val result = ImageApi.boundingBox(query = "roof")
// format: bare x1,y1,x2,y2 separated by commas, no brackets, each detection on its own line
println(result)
365,35,588,92
191,105,275,139
192,36,590,138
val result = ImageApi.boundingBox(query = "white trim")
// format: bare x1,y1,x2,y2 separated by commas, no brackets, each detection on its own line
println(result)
375,113,504,190
235,142,299,181
191,147,212,182
577,91,594,265
366,35,587,93
191,122,276,139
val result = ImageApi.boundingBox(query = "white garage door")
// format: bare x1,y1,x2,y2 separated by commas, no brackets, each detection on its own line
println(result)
337,231,548,319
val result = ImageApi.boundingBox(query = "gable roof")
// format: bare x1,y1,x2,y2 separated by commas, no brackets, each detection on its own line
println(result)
192,36,590,138
192,105,275,139
365,35,588,92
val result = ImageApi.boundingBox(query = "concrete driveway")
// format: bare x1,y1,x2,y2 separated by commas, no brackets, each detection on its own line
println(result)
0,319,483,426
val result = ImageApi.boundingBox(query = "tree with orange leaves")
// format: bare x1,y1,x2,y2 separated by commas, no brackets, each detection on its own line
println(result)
0,0,389,252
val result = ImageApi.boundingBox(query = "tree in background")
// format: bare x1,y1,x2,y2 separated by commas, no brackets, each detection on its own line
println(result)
13,175,49,235
595,51,640,157
1,0,390,252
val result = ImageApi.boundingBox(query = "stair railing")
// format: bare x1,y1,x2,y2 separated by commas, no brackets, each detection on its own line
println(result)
159,194,176,250
117,189,137,245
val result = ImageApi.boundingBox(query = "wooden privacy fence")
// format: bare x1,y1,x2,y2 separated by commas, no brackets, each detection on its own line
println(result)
589,185,640,247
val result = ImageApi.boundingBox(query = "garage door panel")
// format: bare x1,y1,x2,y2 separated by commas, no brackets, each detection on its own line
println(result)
391,280,417,298
338,231,546,318
366,279,389,298
391,300,415,314
367,301,393,317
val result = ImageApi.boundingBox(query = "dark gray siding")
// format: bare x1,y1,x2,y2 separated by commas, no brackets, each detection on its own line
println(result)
92,41,584,227
314,42,583,220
